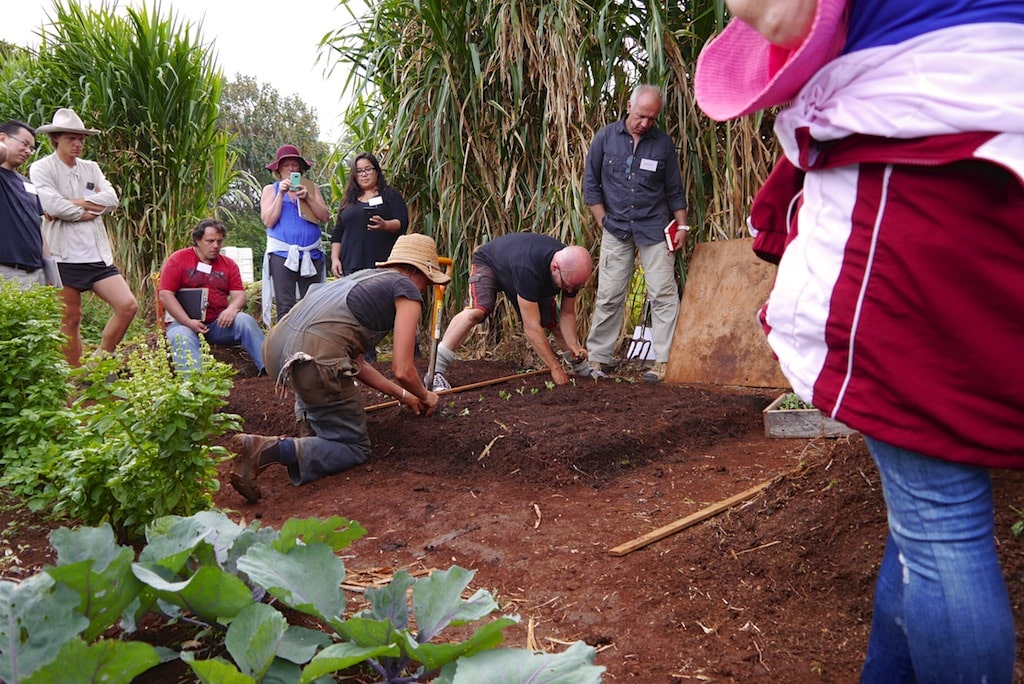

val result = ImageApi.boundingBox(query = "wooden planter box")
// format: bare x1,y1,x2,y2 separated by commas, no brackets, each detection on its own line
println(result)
763,394,858,439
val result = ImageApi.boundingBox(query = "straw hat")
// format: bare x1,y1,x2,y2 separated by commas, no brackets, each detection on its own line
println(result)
695,0,849,121
266,144,312,172
376,234,451,285
36,108,101,136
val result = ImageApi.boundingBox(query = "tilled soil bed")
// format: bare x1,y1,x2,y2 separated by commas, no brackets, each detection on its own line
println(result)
3,356,1024,682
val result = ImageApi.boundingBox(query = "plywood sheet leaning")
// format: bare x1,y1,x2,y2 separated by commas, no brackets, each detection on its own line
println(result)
665,237,789,388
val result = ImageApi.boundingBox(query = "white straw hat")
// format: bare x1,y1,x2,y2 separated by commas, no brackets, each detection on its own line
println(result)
36,108,101,136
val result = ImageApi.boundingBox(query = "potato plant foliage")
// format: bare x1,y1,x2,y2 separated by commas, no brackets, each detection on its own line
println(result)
0,512,604,683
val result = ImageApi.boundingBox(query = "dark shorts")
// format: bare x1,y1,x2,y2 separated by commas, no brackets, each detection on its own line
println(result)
57,262,121,292
466,262,557,329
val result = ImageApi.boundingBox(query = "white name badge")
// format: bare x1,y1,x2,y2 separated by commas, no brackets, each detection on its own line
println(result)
196,262,212,274
368,196,384,207
639,158,658,172
23,181,36,195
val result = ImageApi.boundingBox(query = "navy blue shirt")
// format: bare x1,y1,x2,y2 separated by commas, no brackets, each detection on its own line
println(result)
475,233,572,303
0,167,44,268
583,118,688,246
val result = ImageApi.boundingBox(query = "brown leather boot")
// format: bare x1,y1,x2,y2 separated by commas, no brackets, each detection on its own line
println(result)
228,434,280,503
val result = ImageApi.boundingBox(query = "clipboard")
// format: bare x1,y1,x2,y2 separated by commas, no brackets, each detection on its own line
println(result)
167,287,209,323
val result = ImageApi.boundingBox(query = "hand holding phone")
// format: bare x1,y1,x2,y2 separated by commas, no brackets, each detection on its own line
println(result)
289,171,302,190
364,205,381,229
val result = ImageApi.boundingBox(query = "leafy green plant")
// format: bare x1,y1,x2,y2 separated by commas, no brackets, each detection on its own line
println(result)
498,390,512,401
0,281,75,508
0,512,604,683
49,339,240,542
545,381,555,391
1011,505,1024,537
778,393,813,410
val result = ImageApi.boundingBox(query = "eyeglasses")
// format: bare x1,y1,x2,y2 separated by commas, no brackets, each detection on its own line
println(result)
355,167,376,176
553,265,577,296
5,135,35,153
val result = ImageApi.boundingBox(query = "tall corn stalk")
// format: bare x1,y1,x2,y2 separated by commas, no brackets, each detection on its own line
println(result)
324,0,776,342
6,1,235,309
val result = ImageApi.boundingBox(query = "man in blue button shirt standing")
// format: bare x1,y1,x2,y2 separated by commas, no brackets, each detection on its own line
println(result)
0,120,53,290
582,84,689,383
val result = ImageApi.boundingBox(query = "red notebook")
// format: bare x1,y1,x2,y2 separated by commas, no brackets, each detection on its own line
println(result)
664,219,680,252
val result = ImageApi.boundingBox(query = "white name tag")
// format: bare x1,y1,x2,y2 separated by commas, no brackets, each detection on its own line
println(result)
196,262,212,274
23,181,36,195
368,196,383,207
639,158,658,172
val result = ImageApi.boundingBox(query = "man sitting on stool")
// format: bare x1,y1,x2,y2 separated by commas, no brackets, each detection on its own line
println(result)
159,218,266,375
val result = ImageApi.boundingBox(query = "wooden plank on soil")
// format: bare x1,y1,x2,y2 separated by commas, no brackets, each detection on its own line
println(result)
608,479,775,556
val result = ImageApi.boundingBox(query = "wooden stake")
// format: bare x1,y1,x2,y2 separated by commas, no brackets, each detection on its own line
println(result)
608,478,777,556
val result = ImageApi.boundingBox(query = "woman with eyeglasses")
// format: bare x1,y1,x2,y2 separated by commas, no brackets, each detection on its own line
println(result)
329,152,409,279
329,152,411,363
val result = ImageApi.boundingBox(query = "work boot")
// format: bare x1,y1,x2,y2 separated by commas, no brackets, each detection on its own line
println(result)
229,434,281,503
642,361,667,384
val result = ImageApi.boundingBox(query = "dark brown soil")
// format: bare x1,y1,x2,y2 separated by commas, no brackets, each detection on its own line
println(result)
4,353,1024,682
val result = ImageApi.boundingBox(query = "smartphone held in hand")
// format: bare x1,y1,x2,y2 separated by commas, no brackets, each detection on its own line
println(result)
364,205,381,228
289,171,301,189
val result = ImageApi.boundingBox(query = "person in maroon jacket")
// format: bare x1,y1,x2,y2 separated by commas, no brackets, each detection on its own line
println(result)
696,1,1024,680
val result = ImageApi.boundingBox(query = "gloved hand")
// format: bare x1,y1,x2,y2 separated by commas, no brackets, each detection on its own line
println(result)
563,351,594,377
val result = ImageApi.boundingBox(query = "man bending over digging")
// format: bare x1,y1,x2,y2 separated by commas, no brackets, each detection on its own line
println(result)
428,232,592,390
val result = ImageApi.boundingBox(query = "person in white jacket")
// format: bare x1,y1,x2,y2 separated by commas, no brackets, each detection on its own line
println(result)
30,109,137,367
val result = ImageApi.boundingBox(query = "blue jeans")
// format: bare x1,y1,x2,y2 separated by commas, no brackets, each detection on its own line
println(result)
861,437,1015,683
166,313,265,374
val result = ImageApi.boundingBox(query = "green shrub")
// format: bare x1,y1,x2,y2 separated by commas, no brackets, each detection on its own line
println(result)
0,281,74,508
51,340,241,542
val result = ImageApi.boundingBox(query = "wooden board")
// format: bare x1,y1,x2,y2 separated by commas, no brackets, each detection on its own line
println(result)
608,479,775,556
665,238,789,388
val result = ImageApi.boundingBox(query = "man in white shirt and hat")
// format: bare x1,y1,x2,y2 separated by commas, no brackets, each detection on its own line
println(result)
30,108,137,367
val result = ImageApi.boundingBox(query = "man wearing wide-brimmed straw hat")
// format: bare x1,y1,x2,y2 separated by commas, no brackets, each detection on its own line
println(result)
29,108,137,367
228,233,450,503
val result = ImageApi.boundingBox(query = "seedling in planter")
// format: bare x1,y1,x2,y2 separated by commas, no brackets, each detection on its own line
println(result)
499,390,511,401
545,381,555,390
779,392,812,410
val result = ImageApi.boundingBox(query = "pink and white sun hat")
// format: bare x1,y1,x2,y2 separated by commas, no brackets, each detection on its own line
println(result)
695,0,850,121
